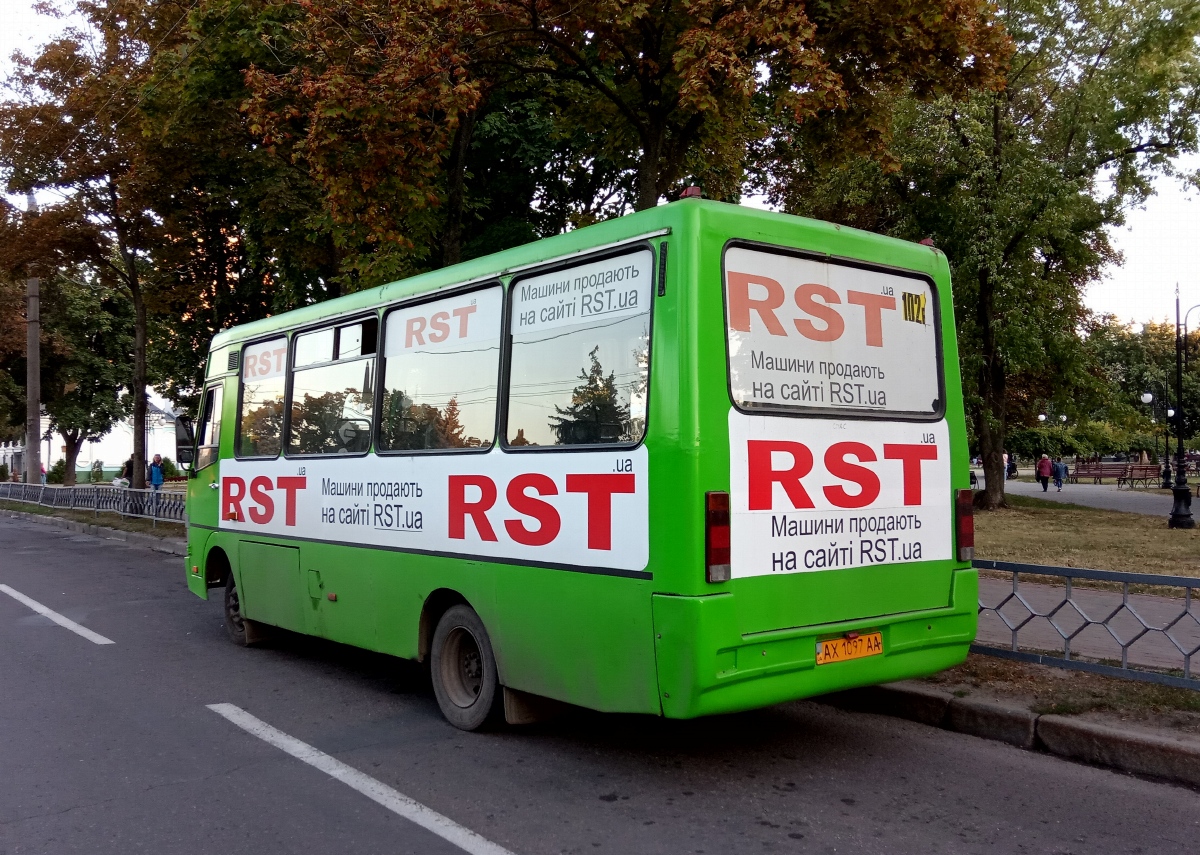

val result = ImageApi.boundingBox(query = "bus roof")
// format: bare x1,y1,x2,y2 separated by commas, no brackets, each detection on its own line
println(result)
210,199,946,349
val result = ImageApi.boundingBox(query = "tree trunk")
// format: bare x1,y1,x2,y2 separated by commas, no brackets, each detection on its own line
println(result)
635,127,665,211
131,284,147,490
974,267,1007,509
62,429,82,487
440,109,478,268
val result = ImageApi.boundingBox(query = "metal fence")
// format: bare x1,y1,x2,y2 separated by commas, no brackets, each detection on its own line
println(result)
0,482,185,525
974,558,1200,690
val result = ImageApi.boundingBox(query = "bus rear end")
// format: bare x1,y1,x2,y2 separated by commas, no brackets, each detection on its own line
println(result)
652,211,976,718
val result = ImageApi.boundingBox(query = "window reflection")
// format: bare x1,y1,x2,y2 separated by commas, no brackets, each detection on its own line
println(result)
378,288,501,452
289,360,374,455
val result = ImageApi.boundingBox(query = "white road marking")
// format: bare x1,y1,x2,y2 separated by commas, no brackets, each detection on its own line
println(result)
207,703,517,855
0,584,115,645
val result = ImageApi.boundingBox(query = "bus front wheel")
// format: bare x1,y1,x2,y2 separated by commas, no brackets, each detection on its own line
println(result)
430,605,500,731
223,574,268,647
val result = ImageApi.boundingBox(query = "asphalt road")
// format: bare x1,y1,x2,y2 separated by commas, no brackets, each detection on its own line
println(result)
2,516,1198,855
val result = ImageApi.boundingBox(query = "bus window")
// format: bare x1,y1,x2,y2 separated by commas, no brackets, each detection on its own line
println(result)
288,319,377,455
724,244,943,419
506,248,653,447
195,384,222,469
378,286,501,451
238,336,288,457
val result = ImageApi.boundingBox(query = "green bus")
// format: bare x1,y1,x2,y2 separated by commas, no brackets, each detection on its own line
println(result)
179,198,977,730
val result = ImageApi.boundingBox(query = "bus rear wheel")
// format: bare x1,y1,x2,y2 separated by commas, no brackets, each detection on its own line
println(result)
430,605,500,731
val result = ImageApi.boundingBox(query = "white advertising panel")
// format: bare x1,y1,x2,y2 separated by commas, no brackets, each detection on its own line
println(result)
512,249,654,335
384,287,503,356
216,447,649,574
725,246,941,416
242,337,288,381
728,410,951,578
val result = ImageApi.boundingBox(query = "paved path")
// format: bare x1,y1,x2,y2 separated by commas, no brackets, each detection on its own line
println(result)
979,474,1177,516
4,515,1199,854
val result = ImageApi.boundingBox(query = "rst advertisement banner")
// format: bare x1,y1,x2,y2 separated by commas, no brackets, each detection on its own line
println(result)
728,410,951,578
724,245,941,417
512,248,654,335
215,447,649,574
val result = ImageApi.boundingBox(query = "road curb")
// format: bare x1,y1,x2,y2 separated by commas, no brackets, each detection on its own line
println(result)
3,509,186,557
819,681,1200,787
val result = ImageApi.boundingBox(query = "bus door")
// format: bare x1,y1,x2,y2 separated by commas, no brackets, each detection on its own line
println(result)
722,242,955,634
186,381,224,597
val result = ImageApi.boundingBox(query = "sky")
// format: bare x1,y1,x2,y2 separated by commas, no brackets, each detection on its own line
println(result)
3,0,1199,328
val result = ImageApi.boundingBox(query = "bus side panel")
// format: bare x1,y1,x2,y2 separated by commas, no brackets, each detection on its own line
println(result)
372,554,497,659
491,570,660,715
299,540,381,651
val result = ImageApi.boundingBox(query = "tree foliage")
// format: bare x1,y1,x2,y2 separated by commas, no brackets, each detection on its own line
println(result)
776,0,1200,508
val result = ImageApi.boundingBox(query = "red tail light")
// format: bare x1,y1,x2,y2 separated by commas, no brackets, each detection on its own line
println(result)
705,491,731,583
956,488,975,562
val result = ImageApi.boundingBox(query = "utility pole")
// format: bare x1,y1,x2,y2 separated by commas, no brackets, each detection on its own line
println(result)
24,193,40,486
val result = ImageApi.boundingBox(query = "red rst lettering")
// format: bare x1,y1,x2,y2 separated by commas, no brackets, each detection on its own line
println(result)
249,475,275,524
452,304,477,337
793,283,844,342
565,473,635,550
822,442,880,509
429,311,450,343
847,291,896,348
273,347,287,374
448,475,498,541
222,476,246,521
504,473,561,546
727,272,786,336
275,476,306,526
747,440,815,510
883,443,938,505
405,316,426,348
242,354,257,379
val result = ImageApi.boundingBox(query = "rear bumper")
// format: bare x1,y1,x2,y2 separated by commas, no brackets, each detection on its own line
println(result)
652,568,978,718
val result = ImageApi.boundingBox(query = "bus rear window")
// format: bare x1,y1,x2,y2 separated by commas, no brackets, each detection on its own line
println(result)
724,245,942,419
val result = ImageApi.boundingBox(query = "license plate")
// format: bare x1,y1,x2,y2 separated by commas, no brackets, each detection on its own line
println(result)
815,632,883,665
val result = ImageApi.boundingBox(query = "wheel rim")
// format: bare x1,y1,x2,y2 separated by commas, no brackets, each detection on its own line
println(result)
226,582,245,635
441,626,484,708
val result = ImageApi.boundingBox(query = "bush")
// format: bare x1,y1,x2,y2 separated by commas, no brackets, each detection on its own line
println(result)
90,460,105,484
47,459,67,484
160,456,179,478
0,463,8,482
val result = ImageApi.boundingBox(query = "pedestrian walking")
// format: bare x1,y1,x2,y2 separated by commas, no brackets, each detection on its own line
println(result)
39,464,46,486
1052,456,1066,491
1036,454,1053,492
1006,454,1018,480
148,454,165,510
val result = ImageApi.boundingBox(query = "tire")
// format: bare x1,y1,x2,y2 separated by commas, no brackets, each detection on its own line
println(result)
223,574,268,647
430,604,501,731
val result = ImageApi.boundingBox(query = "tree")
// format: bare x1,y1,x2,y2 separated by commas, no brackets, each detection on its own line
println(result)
775,0,1200,508
41,275,133,486
0,0,201,487
240,0,1009,277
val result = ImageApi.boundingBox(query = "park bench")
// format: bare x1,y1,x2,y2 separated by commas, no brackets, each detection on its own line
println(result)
1118,463,1161,488
1069,461,1129,484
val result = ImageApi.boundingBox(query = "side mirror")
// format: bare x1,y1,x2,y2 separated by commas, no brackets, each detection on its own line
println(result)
175,416,195,466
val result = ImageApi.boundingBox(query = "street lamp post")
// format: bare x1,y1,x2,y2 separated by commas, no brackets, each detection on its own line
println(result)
1170,291,1195,528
